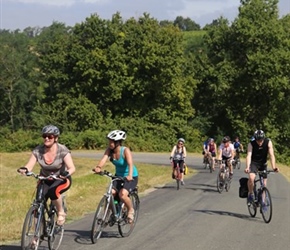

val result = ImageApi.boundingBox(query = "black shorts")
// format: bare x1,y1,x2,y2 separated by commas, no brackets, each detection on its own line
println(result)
173,160,185,173
250,162,268,178
113,176,138,194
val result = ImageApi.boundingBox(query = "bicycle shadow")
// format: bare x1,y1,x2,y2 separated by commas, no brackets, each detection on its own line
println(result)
65,228,121,245
193,209,263,222
0,245,21,250
0,245,46,250
188,183,218,193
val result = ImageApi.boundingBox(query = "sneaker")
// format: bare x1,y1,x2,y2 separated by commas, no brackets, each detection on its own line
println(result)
247,193,254,206
229,172,233,178
261,202,268,213
181,181,185,185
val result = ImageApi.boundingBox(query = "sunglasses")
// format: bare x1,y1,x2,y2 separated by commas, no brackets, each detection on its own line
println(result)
42,134,54,139
178,142,184,145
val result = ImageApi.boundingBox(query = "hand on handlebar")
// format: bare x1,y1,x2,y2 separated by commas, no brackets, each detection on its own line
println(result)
17,167,28,176
273,167,279,173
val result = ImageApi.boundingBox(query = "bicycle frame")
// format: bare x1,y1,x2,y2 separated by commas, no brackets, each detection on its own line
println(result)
21,172,65,250
216,159,231,193
91,170,139,243
247,169,275,223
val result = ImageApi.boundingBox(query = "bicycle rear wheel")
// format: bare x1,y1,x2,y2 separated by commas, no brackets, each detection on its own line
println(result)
260,187,272,223
118,192,140,237
90,196,109,244
216,172,224,193
21,206,44,250
48,206,64,250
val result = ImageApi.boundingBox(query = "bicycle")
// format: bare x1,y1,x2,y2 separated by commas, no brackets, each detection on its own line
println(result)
172,161,183,190
91,170,140,244
247,170,275,223
18,169,66,250
216,159,232,193
233,149,242,169
203,154,210,170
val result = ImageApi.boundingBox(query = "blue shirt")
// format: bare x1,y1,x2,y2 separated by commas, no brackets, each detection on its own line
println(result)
112,146,138,177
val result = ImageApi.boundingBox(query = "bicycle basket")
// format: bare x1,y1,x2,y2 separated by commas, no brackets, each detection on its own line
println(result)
239,177,248,198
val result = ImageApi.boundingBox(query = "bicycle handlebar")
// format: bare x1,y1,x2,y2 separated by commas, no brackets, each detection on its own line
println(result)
17,168,64,181
92,169,126,181
257,169,277,174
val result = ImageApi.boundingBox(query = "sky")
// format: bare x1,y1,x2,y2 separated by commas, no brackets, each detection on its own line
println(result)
0,0,289,31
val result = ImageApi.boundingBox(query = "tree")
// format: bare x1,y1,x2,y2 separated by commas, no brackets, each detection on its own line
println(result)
174,16,201,31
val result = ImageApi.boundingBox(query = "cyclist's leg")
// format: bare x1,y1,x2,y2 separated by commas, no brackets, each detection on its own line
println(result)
179,161,185,184
211,152,216,170
120,177,138,223
48,178,71,225
172,161,178,178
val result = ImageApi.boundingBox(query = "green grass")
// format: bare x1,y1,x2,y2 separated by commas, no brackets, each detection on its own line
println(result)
0,152,196,244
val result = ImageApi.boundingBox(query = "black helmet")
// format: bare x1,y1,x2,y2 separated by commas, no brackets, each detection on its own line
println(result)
222,136,230,143
41,125,60,136
254,130,265,140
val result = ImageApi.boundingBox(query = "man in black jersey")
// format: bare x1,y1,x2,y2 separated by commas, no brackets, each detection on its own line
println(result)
244,130,279,204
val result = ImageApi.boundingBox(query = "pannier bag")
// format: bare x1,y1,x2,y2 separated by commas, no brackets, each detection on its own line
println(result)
239,177,248,198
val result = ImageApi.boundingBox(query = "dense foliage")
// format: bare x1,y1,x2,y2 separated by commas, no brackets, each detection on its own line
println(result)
0,1,289,164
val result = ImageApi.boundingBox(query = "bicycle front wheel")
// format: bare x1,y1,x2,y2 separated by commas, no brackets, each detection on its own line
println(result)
90,196,109,244
217,172,224,193
48,207,64,250
247,200,257,218
118,192,140,237
21,206,44,250
260,187,273,223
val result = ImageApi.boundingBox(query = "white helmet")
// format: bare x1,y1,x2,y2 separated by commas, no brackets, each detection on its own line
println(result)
178,138,185,143
107,130,126,141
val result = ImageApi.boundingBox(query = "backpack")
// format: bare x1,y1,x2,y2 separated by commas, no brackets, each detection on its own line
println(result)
239,177,248,198
184,163,188,175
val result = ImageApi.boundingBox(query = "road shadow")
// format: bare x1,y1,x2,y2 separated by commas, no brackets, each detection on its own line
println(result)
187,183,218,193
0,245,21,250
193,209,263,222
65,228,121,245
0,245,47,250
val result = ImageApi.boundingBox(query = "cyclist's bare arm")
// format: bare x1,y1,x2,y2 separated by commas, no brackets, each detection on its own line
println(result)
245,143,253,173
124,147,134,180
63,153,76,176
19,154,37,174
268,140,279,172
94,148,110,172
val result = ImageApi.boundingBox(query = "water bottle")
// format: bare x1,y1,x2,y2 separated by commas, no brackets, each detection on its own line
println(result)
114,200,119,215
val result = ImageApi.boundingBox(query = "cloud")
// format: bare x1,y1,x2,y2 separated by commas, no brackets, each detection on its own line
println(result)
168,0,240,19
9,0,110,7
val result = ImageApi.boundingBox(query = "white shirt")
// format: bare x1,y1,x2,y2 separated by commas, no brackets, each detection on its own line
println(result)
219,143,234,157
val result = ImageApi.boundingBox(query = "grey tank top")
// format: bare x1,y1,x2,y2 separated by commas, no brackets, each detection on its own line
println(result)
32,143,70,176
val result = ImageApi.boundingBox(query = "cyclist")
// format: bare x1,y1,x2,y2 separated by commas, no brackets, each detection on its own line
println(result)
217,136,235,177
233,136,244,162
202,138,209,163
94,130,138,223
18,125,76,226
170,138,187,185
206,138,217,171
244,130,279,205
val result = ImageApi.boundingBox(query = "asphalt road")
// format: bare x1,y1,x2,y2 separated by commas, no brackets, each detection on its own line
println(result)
2,152,290,250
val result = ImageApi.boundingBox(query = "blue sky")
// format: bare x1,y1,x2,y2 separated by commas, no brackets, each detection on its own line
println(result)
1,0,289,31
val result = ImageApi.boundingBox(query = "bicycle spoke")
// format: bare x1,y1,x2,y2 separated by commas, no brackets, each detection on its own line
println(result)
118,193,139,237
21,206,44,250
260,187,272,223
48,207,64,250
91,196,109,244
